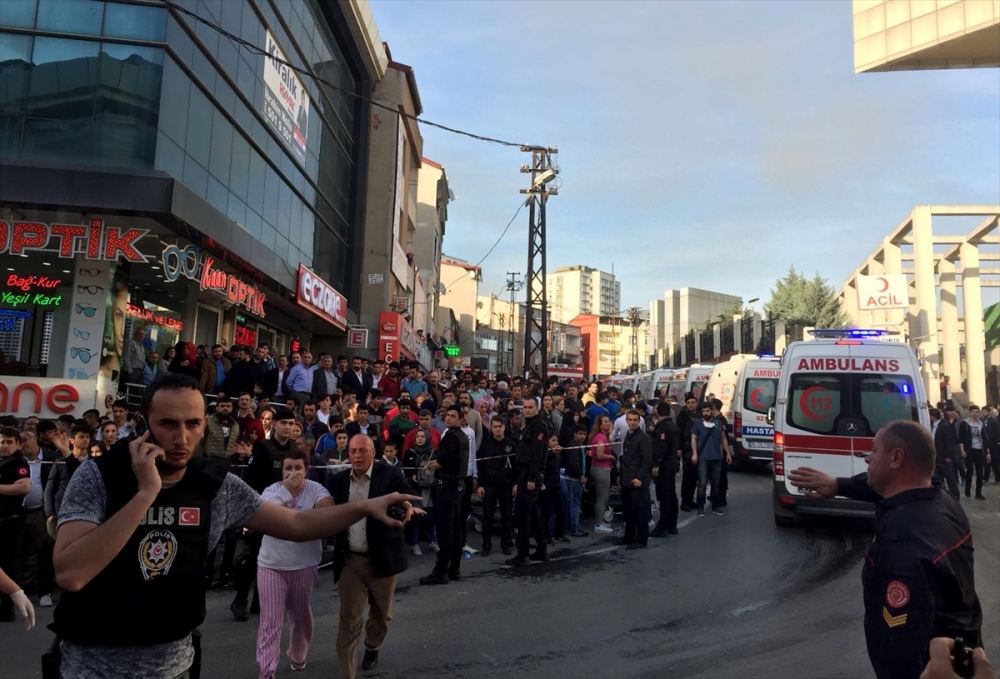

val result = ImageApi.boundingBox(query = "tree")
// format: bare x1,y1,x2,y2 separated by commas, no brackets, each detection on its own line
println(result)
764,267,848,328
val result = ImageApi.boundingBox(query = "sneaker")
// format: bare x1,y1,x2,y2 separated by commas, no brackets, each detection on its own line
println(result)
462,544,478,554
428,541,440,553
291,660,307,671
697,509,706,517
648,519,657,529
39,594,53,608
712,508,727,516
411,544,422,556
594,524,614,534
501,546,513,556
570,530,589,537
448,571,462,582
680,504,693,512
554,535,570,543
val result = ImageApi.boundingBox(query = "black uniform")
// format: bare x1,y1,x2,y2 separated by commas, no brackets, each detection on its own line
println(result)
836,473,982,679
619,427,653,546
514,414,548,558
0,452,29,619
431,426,468,577
540,443,564,540
675,407,699,509
477,435,516,553
233,437,289,605
651,417,680,534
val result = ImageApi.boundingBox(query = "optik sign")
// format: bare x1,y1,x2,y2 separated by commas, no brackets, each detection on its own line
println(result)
296,265,346,330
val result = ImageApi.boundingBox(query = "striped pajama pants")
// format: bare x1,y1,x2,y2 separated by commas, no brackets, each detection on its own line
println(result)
255,565,318,679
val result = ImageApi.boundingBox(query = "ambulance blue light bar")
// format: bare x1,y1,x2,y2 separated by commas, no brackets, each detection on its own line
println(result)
808,328,888,339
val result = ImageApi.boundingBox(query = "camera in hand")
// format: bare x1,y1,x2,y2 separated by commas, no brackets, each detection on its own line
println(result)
386,503,407,522
952,637,975,678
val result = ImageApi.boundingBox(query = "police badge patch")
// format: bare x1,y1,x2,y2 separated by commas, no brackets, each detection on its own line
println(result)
138,530,179,580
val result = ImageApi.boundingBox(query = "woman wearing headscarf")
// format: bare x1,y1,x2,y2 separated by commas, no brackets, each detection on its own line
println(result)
168,341,201,380
404,430,437,556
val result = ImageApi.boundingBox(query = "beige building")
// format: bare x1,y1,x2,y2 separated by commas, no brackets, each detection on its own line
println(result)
547,265,620,324
358,52,423,338
853,0,1000,72
413,158,450,336
440,255,481,360
649,287,743,362
837,206,999,406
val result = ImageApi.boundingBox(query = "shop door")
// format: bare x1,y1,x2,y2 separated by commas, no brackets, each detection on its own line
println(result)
196,305,221,348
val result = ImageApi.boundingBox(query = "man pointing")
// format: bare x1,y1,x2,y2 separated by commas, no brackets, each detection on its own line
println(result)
49,374,419,679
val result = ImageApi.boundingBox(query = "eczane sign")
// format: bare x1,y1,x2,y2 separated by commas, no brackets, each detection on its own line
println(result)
296,265,347,330
857,274,908,310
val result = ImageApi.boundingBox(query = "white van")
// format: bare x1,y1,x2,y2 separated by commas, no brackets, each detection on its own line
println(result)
606,373,639,396
635,368,675,402
666,365,713,409
702,355,781,462
771,329,929,527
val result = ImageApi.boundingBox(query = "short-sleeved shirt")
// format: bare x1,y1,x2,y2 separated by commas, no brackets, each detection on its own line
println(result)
0,453,30,515
691,419,723,462
56,460,264,679
259,480,330,570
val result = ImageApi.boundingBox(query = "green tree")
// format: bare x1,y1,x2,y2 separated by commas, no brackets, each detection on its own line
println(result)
765,267,848,328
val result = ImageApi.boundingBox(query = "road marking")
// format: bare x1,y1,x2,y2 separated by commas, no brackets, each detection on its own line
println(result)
677,514,699,530
731,600,769,616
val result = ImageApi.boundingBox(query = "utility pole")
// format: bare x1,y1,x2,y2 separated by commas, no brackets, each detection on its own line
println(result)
626,306,641,372
520,146,558,380
505,271,523,377
497,314,506,374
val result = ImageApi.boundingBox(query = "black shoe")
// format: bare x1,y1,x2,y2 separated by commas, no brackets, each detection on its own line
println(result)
362,649,379,671
570,530,589,537
667,528,679,535
649,529,668,538
249,597,260,615
975,495,986,500
501,546,513,556
419,571,449,586
529,551,550,562
680,504,693,512
545,537,554,546
626,542,646,550
230,597,249,622
554,535,571,543
448,571,462,582
481,544,492,557
507,555,531,567
616,539,634,546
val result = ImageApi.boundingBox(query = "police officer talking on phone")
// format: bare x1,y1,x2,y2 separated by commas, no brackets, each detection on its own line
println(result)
49,374,419,679
787,420,983,679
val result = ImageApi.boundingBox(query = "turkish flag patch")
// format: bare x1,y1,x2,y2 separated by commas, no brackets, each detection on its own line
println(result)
18,466,28,476
886,580,910,608
537,433,544,440
178,507,201,526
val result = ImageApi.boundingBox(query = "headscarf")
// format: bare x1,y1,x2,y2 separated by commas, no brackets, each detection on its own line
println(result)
242,418,265,444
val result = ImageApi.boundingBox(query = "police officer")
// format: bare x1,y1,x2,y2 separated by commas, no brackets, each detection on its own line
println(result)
420,405,468,585
619,410,653,548
508,398,548,567
649,402,680,538
476,415,516,556
0,426,31,622
788,420,983,679
232,406,296,620
50,375,417,679
675,392,699,511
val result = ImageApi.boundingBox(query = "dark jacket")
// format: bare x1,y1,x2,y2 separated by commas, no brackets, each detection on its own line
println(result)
435,426,467,480
675,408,697,454
477,436,515,486
340,370,373,402
933,419,960,468
651,417,680,473
543,446,561,488
243,438,291,493
620,427,653,489
327,463,411,581
959,418,990,451
845,478,982,679
224,359,255,397
517,414,548,486
562,443,586,480
199,357,232,394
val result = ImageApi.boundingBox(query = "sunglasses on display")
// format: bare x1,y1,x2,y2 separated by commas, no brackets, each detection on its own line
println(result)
75,304,97,317
73,328,91,340
71,347,93,363
77,285,104,295
79,268,101,277
68,368,91,379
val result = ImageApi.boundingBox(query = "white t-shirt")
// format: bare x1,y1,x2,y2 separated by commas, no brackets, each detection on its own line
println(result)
967,419,983,450
258,479,331,570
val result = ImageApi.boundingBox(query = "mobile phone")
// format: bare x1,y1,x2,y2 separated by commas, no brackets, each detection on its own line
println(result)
952,638,974,679
134,415,165,468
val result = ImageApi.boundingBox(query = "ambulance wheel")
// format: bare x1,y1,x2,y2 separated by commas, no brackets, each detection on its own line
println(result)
774,513,794,528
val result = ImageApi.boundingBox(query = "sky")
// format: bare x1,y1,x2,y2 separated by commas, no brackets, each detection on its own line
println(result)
369,0,1000,313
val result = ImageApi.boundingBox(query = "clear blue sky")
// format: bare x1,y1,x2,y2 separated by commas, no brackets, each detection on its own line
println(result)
370,0,1000,312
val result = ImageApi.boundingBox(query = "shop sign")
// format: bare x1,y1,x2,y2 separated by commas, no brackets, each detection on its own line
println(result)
296,265,346,331
127,303,183,331
0,378,85,418
1,291,62,307
234,313,258,347
0,219,149,262
443,345,460,357
347,327,368,348
0,309,31,331
377,311,431,368
161,244,266,317
5,275,61,291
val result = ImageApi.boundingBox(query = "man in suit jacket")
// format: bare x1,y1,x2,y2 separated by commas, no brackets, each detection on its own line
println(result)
340,356,373,403
262,354,289,399
327,434,416,678
930,407,960,499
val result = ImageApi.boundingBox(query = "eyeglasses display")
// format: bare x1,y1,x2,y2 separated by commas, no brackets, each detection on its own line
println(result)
68,368,91,379
79,268,101,277
71,347,93,363
77,285,104,295
73,328,91,340
75,304,97,317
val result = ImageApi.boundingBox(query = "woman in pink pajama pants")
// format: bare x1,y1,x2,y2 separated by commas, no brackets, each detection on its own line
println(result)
256,451,333,679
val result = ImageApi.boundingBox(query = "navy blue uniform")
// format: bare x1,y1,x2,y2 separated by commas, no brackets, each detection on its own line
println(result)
837,474,982,679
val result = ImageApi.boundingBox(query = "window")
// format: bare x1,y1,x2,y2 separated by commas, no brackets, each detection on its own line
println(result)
0,33,32,114
789,374,844,435
743,378,777,415
97,43,163,127
0,0,37,29
27,37,100,121
858,375,918,433
786,373,919,437
36,0,103,35
103,3,166,41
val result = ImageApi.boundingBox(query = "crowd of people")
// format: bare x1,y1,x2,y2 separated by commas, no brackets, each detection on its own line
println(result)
1,343,997,679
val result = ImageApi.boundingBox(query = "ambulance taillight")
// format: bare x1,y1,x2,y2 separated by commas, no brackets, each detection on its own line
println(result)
773,432,784,476
733,410,742,438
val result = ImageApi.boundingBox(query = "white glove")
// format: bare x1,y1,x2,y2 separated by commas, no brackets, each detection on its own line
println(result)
11,589,35,630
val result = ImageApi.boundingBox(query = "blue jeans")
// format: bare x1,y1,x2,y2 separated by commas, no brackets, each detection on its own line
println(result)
563,477,583,532
406,507,435,544
696,458,722,510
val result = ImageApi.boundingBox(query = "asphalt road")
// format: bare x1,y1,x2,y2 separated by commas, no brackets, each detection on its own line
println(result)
2,466,998,679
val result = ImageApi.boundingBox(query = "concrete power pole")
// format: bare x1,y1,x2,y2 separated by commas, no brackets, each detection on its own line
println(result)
520,147,558,380
626,306,641,372
505,272,523,378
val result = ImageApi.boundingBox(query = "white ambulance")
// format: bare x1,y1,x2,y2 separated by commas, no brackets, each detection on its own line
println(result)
634,368,675,402
666,365,713,408
702,354,781,463
770,329,929,527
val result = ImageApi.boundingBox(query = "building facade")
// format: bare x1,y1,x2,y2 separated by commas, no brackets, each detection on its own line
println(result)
547,265,620,325
0,0,383,417
413,157,448,337
439,255,479,363
569,313,649,379
649,287,742,360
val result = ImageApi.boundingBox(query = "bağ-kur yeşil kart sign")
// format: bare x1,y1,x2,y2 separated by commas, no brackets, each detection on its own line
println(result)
263,30,309,166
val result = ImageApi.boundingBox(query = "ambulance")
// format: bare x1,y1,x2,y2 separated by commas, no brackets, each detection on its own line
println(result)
666,365,713,410
770,329,929,527
634,368,675,402
701,354,781,462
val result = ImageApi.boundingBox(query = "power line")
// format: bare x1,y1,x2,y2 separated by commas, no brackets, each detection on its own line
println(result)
161,0,542,150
